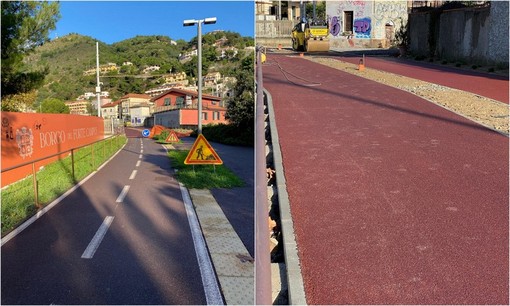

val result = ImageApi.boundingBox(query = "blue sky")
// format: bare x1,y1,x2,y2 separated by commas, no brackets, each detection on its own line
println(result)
51,1,255,44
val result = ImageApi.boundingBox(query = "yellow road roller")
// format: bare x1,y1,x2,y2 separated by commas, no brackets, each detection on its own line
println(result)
291,0,329,52
292,20,329,52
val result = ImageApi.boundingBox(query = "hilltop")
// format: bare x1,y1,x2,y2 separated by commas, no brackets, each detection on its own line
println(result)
24,32,254,104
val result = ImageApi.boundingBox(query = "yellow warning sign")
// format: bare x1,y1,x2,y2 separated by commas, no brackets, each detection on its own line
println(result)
165,130,180,143
184,134,223,165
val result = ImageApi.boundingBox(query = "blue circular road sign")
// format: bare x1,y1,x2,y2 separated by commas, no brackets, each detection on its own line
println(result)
142,129,150,137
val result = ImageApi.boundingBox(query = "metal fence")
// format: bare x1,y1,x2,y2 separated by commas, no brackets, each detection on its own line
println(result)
104,118,125,135
256,20,294,38
1,134,125,224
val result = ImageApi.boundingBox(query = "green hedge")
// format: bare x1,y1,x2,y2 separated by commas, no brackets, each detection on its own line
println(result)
196,124,253,147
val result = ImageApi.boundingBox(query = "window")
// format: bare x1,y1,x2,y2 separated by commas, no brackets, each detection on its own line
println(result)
202,112,208,120
344,11,353,33
213,111,220,120
176,96,185,108
164,98,171,106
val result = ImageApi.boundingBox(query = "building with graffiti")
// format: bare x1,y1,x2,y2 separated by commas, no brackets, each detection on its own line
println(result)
327,0,408,49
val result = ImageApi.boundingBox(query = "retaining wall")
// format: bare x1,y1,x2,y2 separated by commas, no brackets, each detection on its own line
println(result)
409,2,509,66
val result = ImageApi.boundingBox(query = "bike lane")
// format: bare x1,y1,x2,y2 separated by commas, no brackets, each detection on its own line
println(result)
1,134,208,304
263,53,508,305
335,55,509,103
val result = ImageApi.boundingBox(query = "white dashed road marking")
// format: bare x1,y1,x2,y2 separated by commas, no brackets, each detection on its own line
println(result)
129,170,137,180
81,216,114,259
116,185,130,203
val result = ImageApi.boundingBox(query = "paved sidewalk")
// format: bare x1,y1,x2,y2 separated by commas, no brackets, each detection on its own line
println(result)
188,189,253,305
167,135,255,304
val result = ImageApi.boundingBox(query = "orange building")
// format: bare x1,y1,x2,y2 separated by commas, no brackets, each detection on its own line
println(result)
151,88,228,129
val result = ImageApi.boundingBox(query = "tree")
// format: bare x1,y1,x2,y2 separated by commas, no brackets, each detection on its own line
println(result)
1,1,60,111
86,101,98,116
225,52,254,130
40,98,70,114
305,1,326,21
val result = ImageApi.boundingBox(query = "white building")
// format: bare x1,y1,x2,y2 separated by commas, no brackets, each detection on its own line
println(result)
326,1,408,48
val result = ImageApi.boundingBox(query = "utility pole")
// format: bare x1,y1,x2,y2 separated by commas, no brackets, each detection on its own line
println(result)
197,20,203,134
96,42,102,117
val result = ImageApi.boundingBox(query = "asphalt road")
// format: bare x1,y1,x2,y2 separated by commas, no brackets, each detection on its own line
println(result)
1,135,207,304
263,53,509,305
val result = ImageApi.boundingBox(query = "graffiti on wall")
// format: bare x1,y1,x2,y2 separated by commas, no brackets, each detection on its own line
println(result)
330,16,342,36
372,1,408,39
326,0,373,38
327,1,407,40
354,18,371,38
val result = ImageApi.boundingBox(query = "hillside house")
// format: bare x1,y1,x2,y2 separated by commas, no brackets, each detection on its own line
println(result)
83,63,119,76
218,47,239,59
164,72,188,84
151,88,228,129
65,100,90,116
142,66,160,74
118,93,153,121
204,72,222,87
129,103,152,126
101,100,121,119
179,49,198,62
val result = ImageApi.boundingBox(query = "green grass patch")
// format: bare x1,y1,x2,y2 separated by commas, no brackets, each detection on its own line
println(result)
1,135,127,236
168,150,244,189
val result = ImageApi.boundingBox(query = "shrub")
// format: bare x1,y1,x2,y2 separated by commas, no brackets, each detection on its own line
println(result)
198,124,253,147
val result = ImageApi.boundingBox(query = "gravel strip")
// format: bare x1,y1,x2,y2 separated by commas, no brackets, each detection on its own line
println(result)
307,56,509,136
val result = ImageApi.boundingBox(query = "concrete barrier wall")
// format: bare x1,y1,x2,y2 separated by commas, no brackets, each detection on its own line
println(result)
1,112,104,187
438,7,490,63
409,3,508,66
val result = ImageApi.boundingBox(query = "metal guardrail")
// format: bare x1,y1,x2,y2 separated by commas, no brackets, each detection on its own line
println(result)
255,46,271,305
1,134,124,208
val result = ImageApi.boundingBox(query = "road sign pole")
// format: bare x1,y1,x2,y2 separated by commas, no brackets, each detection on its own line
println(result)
197,21,203,135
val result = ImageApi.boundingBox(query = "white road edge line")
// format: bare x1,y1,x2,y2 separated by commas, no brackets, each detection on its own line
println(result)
116,185,130,203
1,139,127,247
160,144,222,305
179,183,223,305
81,216,114,259
129,170,137,180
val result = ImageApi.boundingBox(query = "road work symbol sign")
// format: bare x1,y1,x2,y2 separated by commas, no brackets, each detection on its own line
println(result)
165,130,179,143
142,129,150,137
184,134,223,165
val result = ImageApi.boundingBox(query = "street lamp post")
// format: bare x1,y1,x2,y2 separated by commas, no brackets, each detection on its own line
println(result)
183,17,217,135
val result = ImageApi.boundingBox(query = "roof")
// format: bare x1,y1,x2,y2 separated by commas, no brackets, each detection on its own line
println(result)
150,87,222,102
102,100,121,108
120,93,151,100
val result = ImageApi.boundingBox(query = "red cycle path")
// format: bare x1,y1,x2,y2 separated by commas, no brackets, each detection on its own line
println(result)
263,54,508,305
337,56,509,103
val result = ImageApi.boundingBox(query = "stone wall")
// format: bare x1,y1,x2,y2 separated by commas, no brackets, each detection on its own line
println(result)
487,1,509,64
